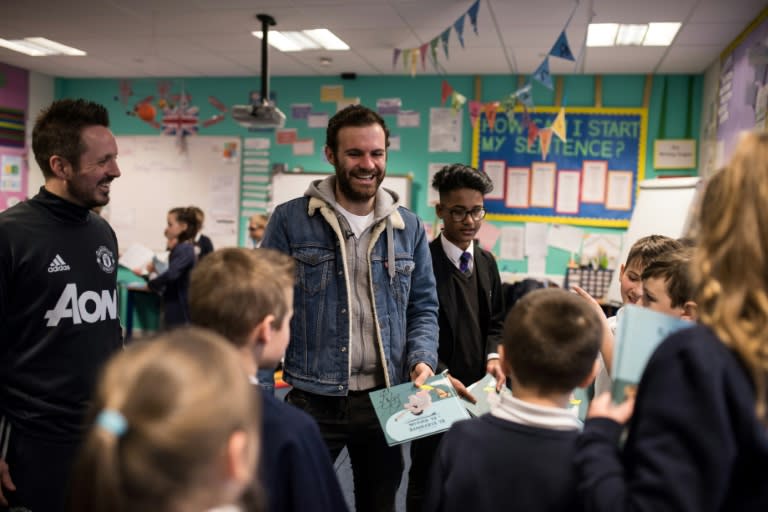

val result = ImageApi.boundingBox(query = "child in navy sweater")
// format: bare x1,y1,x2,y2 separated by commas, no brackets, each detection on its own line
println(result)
424,288,602,512
189,247,348,512
576,131,768,511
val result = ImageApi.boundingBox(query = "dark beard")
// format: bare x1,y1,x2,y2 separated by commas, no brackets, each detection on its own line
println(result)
335,166,383,202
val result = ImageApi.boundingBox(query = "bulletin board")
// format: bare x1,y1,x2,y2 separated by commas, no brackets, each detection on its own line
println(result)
270,172,412,211
107,136,242,252
472,107,647,228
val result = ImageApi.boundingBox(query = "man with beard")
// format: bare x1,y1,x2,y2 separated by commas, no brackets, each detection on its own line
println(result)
406,164,507,511
262,104,438,512
0,99,123,512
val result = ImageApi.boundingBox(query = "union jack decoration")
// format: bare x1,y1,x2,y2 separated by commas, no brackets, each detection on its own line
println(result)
161,95,199,137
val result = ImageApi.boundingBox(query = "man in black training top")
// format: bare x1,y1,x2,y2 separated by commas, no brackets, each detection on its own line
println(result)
407,163,506,511
0,99,123,512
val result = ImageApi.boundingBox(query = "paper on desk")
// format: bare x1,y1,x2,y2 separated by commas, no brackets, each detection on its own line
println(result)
119,243,155,271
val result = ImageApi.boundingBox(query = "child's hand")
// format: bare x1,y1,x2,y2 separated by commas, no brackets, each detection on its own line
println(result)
486,359,506,392
447,374,476,404
587,391,635,424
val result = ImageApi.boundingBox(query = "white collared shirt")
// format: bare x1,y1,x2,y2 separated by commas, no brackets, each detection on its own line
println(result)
439,234,474,274
490,392,582,431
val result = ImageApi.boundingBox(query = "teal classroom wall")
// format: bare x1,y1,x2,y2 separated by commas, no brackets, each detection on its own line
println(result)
57,72,702,279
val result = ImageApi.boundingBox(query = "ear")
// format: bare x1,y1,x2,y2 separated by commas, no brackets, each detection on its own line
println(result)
224,430,255,484
619,263,626,277
435,202,444,220
577,358,601,389
497,345,512,377
49,155,71,180
681,300,698,321
252,314,276,348
324,145,336,166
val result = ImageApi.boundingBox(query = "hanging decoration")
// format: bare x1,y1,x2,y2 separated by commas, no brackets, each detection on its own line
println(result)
393,0,480,75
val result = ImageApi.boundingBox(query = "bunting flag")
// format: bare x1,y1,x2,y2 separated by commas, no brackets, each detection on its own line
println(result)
469,100,482,129
549,30,575,61
539,128,553,160
392,0,481,76
522,106,531,127
514,83,534,108
467,0,481,35
451,91,467,112
441,81,454,105
532,58,553,90
500,94,517,115
483,101,499,129
454,15,466,48
551,107,567,142
419,43,429,70
430,38,439,68
441,28,451,59
410,50,419,77
527,120,539,150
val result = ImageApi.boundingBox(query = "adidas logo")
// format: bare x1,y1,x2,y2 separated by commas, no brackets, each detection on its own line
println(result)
48,254,71,273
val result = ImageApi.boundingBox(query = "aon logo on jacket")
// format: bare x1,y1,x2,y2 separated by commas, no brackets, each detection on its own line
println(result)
44,283,118,327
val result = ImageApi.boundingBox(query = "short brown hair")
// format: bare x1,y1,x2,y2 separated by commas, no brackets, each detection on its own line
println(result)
168,207,200,243
189,248,295,347
624,235,682,270
32,98,110,178
641,247,693,308
503,288,602,394
325,104,389,156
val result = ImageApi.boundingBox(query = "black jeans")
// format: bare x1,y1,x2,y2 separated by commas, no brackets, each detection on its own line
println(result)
406,432,443,512
287,387,404,512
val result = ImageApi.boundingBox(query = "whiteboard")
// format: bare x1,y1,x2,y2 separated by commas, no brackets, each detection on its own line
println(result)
105,136,242,253
269,172,412,210
604,177,703,305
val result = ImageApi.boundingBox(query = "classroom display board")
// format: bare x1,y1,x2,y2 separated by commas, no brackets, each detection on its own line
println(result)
603,176,703,305
107,136,242,253
270,172,412,211
472,107,647,227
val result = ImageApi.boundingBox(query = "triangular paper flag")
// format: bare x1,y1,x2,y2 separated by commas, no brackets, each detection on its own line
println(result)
532,58,553,90
467,0,481,35
451,91,467,112
483,102,499,130
392,48,401,68
500,94,516,115
441,29,451,59
469,100,482,130
402,49,411,71
539,128,553,160
454,15,466,48
551,107,566,142
515,83,534,107
430,38,439,68
549,30,575,61
410,50,419,77
442,80,453,105
419,43,429,71
522,106,531,127
527,120,539,150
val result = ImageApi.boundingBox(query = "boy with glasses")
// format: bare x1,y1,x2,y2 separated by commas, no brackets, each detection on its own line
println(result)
407,163,506,511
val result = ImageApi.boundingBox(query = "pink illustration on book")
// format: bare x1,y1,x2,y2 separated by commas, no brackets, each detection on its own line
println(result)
396,389,432,420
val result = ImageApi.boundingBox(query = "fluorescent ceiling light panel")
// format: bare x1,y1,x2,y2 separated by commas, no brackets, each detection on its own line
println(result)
615,24,648,46
586,23,619,47
303,29,350,50
0,37,85,56
643,22,681,46
25,37,86,56
253,28,349,52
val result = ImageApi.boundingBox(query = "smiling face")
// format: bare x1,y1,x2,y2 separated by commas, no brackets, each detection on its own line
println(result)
436,188,485,251
642,275,685,317
325,124,387,214
62,125,120,208
619,261,644,305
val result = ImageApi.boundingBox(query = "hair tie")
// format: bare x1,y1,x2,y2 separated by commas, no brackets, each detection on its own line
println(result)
96,410,128,437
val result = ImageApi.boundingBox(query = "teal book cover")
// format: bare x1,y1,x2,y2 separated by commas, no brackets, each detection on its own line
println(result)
612,304,691,402
369,374,471,446
462,374,512,417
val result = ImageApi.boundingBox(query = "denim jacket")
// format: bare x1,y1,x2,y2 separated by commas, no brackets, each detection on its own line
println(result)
262,182,438,396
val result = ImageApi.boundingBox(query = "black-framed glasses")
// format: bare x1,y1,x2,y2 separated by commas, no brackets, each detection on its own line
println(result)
446,207,486,222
